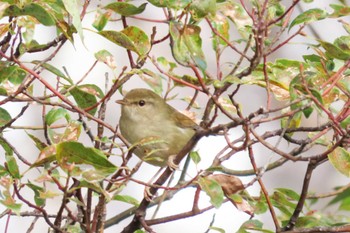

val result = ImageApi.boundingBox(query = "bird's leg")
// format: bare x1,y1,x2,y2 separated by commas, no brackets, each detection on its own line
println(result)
144,166,164,201
167,154,179,171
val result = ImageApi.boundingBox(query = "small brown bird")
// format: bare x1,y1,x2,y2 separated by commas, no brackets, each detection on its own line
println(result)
117,88,197,167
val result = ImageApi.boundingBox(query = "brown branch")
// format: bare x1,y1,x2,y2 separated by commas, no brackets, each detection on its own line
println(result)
283,160,318,231
13,183,62,232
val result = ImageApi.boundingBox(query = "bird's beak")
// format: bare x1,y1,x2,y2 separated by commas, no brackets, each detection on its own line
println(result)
116,99,127,105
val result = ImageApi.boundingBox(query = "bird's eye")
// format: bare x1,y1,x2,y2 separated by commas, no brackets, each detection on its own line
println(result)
138,100,146,106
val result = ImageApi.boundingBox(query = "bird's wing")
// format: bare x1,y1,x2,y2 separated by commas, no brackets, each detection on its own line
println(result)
173,110,198,129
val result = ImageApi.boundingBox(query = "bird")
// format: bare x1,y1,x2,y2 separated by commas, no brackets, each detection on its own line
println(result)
117,88,197,167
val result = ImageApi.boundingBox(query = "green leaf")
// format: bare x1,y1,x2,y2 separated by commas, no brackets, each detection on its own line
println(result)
0,137,12,157
45,108,71,126
6,155,20,179
281,112,302,136
0,187,22,215
328,147,350,177
340,115,350,129
62,0,84,42
169,21,207,70
334,36,350,55
99,27,150,57
137,69,163,94
237,219,274,233
69,86,98,116
217,1,252,40
56,141,117,174
328,187,350,211
275,188,300,201
0,66,26,84
0,164,8,177
271,190,296,217
31,145,56,167
104,2,147,16
302,106,313,118
92,10,110,31
69,180,111,200
209,14,230,50
26,132,47,151
318,39,350,60
56,121,82,143
27,182,45,206
95,49,117,69
121,26,150,57
329,4,350,18
198,176,224,208
112,194,139,206
4,3,55,26
189,151,201,165
190,0,216,20
209,226,225,233
0,107,11,127
0,137,19,178
99,30,136,52
147,0,191,9
289,8,327,29
32,61,72,84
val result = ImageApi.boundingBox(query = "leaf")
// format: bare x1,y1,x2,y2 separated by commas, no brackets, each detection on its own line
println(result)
62,0,84,42
6,155,20,179
209,14,230,50
121,26,150,57
198,176,224,208
56,141,117,174
334,36,350,55
45,108,71,126
208,226,225,233
69,86,98,115
26,132,47,151
99,30,137,52
329,4,350,18
281,111,302,136
328,187,350,211
147,0,191,9
112,194,139,206
27,182,45,206
328,147,350,177
189,0,216,20
275,188,300,201
0,107,11,126
271,189,296,217
0,66,26,84
69,180,111,200
169,21,207,70
340,115,350,129
137,69,163,94
318,39,350,60
4,3,55,26
237,219,273,233
32,61,72,84
217,1,252,40
94,50,117,69
31,145,56,167
289,8,327,30
39,190,60,199
189,151,201,165
92,10,110,31
59,121,82,142
0,137,19,180
99,27,150,57
104,2,147,16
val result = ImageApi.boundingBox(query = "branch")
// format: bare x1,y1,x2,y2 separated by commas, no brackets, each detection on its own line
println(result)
283,160,318,231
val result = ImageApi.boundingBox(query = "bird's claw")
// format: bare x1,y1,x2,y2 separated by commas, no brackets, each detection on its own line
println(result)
167,155,179,171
